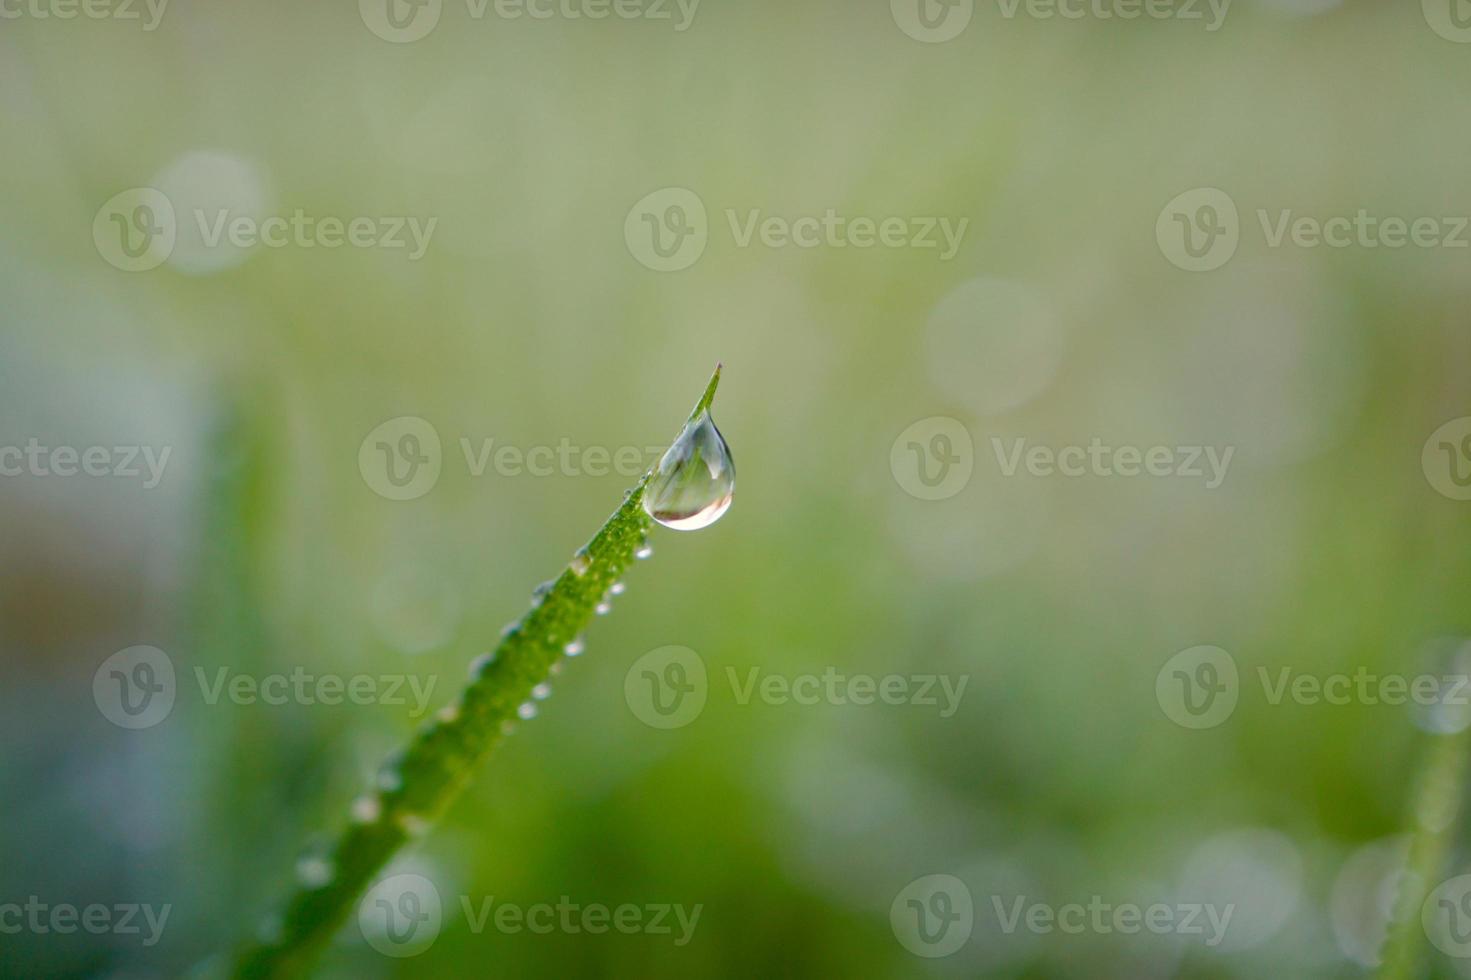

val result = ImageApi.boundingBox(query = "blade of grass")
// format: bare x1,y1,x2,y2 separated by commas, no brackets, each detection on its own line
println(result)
1376,686,1471,979
230,366,724,978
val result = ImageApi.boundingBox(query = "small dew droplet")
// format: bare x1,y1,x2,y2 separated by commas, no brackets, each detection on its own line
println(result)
635,542,654,560
436,701,461,724
531,682,552,700
609,581,627,596
351,794,383,823
642,409,734,531
530,580,554,606
595,600,612,615
295,855,334,888
258,915,284,945
549,661,564,676
564,637,585,657
517,701,538,720
376,768,403,793
570,549,591,576
469,651,496,679
397,813,430,837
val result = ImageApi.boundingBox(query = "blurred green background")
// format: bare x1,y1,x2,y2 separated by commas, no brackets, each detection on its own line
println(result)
4,0,1471,976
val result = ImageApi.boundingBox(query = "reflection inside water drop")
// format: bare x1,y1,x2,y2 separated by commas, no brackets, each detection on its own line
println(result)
642,409,734,531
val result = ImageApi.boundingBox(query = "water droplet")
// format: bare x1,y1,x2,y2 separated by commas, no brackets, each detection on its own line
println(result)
532,682,552,700
517,701,538,720
499,621,520,638
469,651,496,679
609,581,627,596
258,915,284,944
351,794,383,823
436,701,461,724
595,600,612,615
296,855,334,888
564,637,585,657
530,580,554,606
396,813,430,837
548,661,564,676
376,768,403,793
570,549,591,576
642,409,734,531
635,542,654,560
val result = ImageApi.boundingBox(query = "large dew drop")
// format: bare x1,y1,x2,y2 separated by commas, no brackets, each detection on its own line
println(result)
642,409,735,531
